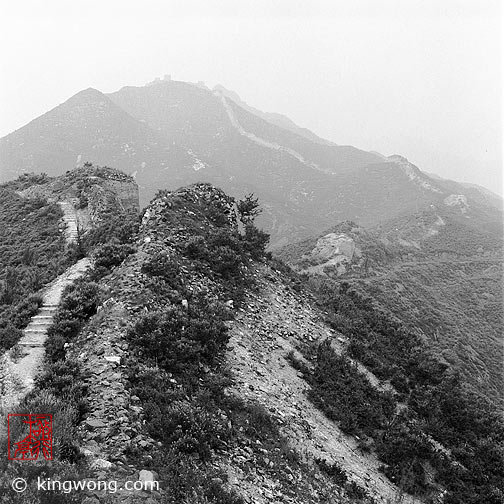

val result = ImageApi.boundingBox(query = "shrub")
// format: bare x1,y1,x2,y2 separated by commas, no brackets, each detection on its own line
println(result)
315,458,348,487
141,252,183,290
183,197,269,277
128,299,229,377
207,205,230,226
209,245,242,278
45,278,100,360
12,294,43,328
65,240,86,262
59,280,100,318
307,340,396,437
376,418,435,495
0,324,23,352
346,480,369,500
0,187,69,351
93,239,135,271
37,358,87,399
299,272,504,500
82,211,139,250
153,400,229,461
185,235,209,260
44,332,70,362
286,350,311,375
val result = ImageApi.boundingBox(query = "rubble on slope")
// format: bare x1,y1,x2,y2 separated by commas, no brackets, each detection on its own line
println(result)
223,264,420,504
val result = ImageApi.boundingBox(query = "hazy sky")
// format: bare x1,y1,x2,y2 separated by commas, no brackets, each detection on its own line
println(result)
1,0,502,193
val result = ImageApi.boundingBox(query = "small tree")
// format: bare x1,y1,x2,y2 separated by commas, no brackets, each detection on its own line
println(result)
242,224,269,259
237,193,262,225
236,194,269,258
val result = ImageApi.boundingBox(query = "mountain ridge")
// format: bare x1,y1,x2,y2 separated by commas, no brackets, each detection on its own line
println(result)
1,173,502,503
0,78,502,252
276,201,504,406
212,84,337,147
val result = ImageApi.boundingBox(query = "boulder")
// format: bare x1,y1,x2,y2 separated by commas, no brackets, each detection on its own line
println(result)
311,233,355,262
86,418,107,429
138,469,158,491
104,355,121,364
91,458,113,469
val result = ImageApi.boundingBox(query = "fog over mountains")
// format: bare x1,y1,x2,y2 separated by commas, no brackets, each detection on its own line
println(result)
1,78,501,249
1,72,503,503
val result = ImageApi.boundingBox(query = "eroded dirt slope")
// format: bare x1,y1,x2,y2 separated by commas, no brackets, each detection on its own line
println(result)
223,265,420,504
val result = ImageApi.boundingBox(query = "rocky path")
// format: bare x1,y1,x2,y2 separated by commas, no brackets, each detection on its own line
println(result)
0,200,90,410
58,200,80,243
70,300,160,465
0,258,91,410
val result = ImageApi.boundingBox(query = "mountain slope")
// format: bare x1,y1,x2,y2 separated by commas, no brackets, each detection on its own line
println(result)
276,201,504,406
424,171,503,210
2,180,503,503
226,96,381,174
107,81,482,247
0,88,194,192
213,84,336,146
1,79,502,251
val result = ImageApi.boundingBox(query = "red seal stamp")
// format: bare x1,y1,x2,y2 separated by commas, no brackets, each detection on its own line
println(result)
7,414,53,461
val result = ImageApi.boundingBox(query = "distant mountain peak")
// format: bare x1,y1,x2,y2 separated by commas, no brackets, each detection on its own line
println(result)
387,154,443,194
145,74,209,90
2,78,502,251
387,154,409,163
66,87,108,103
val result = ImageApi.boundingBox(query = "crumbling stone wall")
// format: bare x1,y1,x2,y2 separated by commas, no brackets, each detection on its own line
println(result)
18,165,140,227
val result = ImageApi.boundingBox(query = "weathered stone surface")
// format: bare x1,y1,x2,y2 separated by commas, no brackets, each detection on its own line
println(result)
18,165,139,230
296,232,358,276
311,232,355,262
82,498,100,504
91,458,113,470
86,418,107,429
444,193,469,213
139,469,158,488
222,264,421,504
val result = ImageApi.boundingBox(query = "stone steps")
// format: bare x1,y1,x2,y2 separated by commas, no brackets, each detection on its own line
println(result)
31,315,53,322
19,307,55,347
37,309,57,316
57,201,79,243
16,262,88,349
2,204,91,409
24,324,52,331
19,324,50,347
18,339,46,348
